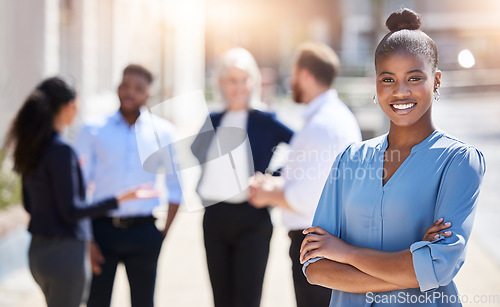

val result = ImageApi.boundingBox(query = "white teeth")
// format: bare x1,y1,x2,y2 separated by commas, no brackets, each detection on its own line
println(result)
392,103,415,110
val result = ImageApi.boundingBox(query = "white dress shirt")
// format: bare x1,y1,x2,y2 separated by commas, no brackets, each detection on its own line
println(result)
197,110,252,204
281,89,361,231
75,111,183,218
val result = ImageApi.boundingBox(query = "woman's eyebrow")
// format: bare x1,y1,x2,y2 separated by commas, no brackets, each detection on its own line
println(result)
407,69,425,74
378,69,425,76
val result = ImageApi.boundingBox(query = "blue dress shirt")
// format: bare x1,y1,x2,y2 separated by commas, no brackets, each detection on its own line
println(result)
76,111,182,218
304,130,486,306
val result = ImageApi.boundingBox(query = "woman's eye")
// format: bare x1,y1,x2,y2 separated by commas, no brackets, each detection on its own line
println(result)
381,78,394,83
409,76,422,82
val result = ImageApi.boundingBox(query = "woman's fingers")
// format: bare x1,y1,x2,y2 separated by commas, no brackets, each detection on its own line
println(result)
301,248,321,264
444,231,452,237
428,230,453,241
300,242,321,263
423,219,452,241
425,220,451,234
439,231,453,238
300,233,325,252
300,234,322,252
433,217,444,226
302,226,328,236
435,221,452,231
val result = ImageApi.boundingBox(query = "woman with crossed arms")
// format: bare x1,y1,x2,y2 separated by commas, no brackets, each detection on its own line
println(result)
301,8,486,307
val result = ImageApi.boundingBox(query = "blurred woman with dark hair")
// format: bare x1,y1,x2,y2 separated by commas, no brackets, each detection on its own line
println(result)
6,77,157,307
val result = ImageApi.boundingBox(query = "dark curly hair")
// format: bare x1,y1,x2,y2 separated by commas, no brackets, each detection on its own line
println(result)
6,77,76,176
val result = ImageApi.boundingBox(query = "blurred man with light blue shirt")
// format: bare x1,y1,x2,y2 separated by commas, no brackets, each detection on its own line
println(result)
76,65,182,307
249,43,361,307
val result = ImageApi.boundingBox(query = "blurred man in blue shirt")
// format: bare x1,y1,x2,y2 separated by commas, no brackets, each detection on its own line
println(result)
76,65,182,307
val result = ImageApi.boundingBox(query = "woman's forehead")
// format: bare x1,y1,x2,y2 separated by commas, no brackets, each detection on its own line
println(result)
376,52,432,74
223,66,250,78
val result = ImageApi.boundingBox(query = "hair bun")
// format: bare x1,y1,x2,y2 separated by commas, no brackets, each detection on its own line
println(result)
386,8,422,32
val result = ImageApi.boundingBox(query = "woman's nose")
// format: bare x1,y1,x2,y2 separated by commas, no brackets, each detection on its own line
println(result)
393,81,410,98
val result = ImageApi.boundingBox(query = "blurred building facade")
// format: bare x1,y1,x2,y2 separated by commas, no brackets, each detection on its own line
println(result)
341,0,500,71
0,0,205,140
204,0,343,103
204,0,500,100
2,0,500,139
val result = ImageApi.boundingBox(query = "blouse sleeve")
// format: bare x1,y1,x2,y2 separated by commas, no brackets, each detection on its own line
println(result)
302,144,351,276
48,144,118,225
410,146,486,292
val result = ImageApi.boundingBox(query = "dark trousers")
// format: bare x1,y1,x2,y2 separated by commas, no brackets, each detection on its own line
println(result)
29,235,90,307
203,202,273,307
87,218,164,307
288,230,331,307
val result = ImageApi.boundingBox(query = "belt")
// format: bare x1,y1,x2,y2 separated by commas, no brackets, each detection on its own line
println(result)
100,216,156,229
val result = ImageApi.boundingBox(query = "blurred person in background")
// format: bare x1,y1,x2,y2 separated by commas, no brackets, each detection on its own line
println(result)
300,9,485,307
5,77,158,307
76,65,182,307
249,42,362,307
191,47,293,307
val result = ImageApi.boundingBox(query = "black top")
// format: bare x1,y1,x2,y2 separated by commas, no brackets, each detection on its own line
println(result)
191,109,294,174
22,133,117,241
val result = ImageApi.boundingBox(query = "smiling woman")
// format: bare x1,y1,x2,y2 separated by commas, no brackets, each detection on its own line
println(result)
301,8,486,307
376,52,440,128
374,8,441,134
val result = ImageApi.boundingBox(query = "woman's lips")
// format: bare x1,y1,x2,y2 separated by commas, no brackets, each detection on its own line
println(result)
390,103,416,114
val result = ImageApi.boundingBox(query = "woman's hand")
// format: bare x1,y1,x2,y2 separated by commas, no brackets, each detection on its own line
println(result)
423,218,452,241
300,226,354,265
116,183,160,204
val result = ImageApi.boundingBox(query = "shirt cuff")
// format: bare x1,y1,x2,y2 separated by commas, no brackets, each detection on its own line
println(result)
410,236,445,292
302,256,325,277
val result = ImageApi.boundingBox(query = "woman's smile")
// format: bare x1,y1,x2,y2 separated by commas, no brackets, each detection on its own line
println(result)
390,102,417,114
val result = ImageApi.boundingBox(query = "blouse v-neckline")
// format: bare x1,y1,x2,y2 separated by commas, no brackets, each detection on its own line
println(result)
379,129,443,189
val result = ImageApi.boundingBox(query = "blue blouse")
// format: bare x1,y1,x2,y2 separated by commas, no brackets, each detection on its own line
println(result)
304,130,486,306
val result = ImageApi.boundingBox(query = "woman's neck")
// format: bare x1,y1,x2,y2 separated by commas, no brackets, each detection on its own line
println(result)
53,115,65,134
387,118,435,150
226,106,248,112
